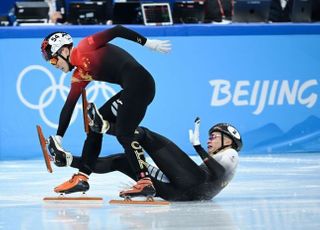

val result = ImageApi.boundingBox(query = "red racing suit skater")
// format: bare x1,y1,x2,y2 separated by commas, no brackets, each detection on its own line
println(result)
56,25,155,180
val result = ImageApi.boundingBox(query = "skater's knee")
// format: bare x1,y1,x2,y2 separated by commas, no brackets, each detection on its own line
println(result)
134,127,147,141
116,128,148,149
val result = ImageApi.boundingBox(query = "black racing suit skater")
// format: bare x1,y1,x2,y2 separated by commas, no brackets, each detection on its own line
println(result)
40,25,171,197
52,108,243,201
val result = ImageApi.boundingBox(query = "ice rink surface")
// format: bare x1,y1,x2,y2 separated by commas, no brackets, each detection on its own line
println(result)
0,153,319,230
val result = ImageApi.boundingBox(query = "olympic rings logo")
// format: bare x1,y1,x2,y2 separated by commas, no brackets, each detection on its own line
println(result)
16,65,116,128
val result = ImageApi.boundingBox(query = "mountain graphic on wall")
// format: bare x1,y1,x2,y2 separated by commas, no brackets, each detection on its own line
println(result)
242,115,320,153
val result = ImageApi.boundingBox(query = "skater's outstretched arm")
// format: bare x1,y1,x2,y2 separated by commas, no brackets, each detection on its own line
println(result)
57,81,89,137
189,117,226,179
47,81,89,166
78,25,171,53
193,145,225,178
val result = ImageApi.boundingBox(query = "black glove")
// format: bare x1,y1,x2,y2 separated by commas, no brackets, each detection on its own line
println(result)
48,135,72,167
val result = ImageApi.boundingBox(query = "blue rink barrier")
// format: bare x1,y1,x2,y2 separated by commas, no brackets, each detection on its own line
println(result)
0,24,320,160
1,24,320,38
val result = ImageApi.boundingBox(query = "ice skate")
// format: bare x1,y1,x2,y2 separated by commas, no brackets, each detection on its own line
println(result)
119,177,156,198
87,102,110,133
43,173,103,202
118,177,155,201
54,173,90,195
109,178,169,205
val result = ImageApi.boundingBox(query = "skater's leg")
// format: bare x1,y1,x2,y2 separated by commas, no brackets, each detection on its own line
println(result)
114,69,155,178
77,130,103,175
113,69,157,198
84,111,206,190
88,90,151,179
53,130,103,194
115,100,148,178
72,153,137,180
95,92,121,124
72,153,183,201
136,127,206,189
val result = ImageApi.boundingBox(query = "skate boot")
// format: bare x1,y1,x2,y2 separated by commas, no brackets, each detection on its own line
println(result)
119,177,156,200
48,136,73,167
87,103,110,133
54,172,90,194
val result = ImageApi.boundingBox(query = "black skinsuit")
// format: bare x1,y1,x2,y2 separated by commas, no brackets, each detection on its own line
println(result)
71,123,239,201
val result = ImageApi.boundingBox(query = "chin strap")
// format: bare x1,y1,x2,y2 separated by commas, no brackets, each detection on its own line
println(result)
212,133,232,155
57,53,74,71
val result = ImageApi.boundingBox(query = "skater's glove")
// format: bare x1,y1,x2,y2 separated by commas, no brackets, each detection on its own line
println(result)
87,103,110,134
144,39,171,54
53,135,63,146
48,135,73,167
48,135,64,156
189,117,201,146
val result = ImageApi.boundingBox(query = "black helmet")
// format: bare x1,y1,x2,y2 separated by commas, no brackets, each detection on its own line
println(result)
41,32,73,61
209,123,243,151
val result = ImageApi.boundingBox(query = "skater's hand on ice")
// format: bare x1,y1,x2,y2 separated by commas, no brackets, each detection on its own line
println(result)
189,117,201,146
144,39,171,54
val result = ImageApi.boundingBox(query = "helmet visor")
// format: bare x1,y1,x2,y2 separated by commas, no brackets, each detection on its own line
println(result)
208,132,222,141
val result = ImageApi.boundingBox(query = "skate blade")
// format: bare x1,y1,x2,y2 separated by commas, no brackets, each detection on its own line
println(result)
36,125,53,173
81,89,89,134
109,199,170,206
43,197,103,202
